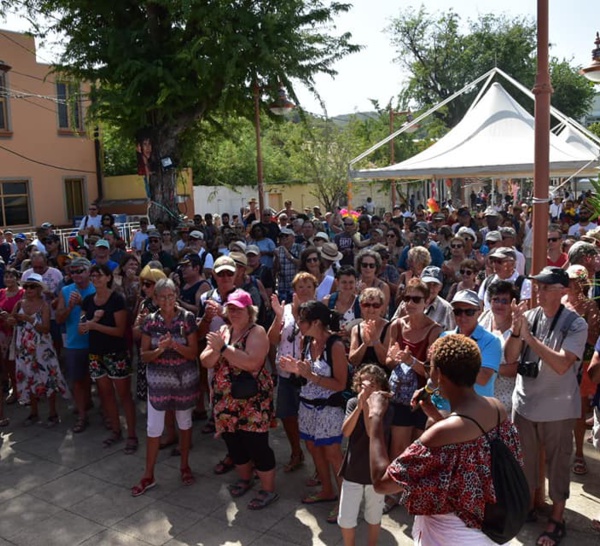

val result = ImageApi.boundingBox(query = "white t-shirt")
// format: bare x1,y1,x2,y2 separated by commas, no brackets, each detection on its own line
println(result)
568,222,598,238
198,248,214,271
78,215,102,232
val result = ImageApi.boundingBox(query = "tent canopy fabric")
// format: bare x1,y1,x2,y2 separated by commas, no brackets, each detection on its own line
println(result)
350,82,599,180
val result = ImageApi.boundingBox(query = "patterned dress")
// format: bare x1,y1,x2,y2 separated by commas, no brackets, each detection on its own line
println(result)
141,307,199,411
135,298,159,400
212,325,274,434
298,343,345,446
15,308,69,404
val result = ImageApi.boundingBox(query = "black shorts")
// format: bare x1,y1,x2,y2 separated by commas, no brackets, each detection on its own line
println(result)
391,402,427,430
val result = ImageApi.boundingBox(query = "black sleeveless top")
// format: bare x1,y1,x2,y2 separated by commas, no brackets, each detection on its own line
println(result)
357,321,390,367
180,280,210,307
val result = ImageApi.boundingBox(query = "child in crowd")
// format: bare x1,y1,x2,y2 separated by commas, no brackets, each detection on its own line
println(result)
337,364,393,545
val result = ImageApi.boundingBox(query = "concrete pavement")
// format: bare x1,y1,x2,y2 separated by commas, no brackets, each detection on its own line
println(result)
0,398,599,545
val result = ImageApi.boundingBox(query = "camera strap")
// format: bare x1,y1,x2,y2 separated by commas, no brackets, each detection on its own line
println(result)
522,304,565,362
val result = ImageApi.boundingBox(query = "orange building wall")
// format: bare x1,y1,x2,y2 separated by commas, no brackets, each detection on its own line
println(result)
0,30,98,228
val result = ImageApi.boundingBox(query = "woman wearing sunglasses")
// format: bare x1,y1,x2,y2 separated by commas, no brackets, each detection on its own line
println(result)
384,227,403,265
477,281,520,414
349,288,389,373
299,246,335,301
446,259,480,301
441,236,467,293
355,249,390,316
383,278,442,514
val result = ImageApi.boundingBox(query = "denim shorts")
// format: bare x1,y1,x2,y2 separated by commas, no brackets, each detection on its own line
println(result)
275,375,301,419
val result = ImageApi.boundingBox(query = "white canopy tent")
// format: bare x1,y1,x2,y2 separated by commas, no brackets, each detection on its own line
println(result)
350,79,600,181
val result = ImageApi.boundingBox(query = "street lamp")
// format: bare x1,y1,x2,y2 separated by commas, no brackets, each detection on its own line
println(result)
389,107,418,208
254,83,295,213
580,32,600,83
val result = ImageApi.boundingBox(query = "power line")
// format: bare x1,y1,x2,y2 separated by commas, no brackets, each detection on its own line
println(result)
0,30,56,66
0,144,96,174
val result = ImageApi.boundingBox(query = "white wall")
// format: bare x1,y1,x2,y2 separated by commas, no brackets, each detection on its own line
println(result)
194,186,259,217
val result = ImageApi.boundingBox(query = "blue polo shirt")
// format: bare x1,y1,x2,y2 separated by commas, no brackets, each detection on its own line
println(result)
441,324,502,397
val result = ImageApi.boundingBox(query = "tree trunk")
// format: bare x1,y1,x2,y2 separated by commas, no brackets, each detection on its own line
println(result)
148,169,178,228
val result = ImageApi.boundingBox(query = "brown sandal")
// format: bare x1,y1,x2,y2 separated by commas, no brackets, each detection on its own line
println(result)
283,452,305,473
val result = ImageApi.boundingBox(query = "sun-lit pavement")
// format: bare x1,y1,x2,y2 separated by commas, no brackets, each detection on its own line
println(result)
0,397,599,546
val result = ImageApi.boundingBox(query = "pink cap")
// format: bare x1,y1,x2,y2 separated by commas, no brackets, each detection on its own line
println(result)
224,289,253,308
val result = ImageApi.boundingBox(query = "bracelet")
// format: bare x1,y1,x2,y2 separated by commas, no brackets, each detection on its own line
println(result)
220,343,228,354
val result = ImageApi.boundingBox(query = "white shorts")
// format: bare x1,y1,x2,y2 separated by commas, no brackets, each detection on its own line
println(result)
337,479,385,528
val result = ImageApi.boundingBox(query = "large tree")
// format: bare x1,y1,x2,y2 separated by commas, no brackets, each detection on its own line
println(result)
387,7,595,128
11,0,360,225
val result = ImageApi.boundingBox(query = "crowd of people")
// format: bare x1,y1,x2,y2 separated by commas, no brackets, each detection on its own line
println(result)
0,192,599,545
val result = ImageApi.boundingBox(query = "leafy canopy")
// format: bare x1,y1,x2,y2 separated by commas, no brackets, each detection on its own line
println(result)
387,7,594,128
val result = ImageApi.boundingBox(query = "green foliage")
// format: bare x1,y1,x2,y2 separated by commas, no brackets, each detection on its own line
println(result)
550,60,596,120
101,123,137,176
11,0,361,224
387,7,592,128
588,122,600,139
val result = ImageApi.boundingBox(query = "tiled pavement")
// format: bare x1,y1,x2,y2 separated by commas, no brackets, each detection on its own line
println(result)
0,399,599,545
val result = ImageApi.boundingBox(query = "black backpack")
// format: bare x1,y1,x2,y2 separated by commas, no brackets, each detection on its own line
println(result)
456,408,530,544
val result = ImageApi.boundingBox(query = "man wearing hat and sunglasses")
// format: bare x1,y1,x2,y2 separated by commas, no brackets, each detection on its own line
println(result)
441,289,502,398
505,267,588,544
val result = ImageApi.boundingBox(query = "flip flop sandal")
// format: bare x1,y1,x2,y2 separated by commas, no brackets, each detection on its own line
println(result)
326,506,338,524
283,453,305,473
214,456,235,475
536,518,566,546
301,493,338,505
72,418,88,434
305,473,321,487
46,415,60,428
23,414,39,427
227,479,253,498
248,490,279,510
123,437,139,455
131,477,156,497
572,457,588,475
180,466,195,486
102,431,123,448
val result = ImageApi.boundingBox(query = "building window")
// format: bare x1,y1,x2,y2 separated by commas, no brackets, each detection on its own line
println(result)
56,81,82,132
0,180,31,226
64,177,85,221
0,70,8,131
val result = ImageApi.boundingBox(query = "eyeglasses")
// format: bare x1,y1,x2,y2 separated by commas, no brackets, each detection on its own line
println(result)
453,308,478,317
450,244,464,249
306,257,320,263
141,281,155,288
501,236,512,240
149,238,160,243
70,268,86,275
361,302,382,309
22,283,39,289
386,234,396,238
491,297,511,305
460,269,473,276
361,262,376,269
344,223,354,227
403,295,424,304
548,237,559,243
216,270,235,277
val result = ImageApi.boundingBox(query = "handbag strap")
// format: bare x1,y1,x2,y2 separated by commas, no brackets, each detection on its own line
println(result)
453,404,501,438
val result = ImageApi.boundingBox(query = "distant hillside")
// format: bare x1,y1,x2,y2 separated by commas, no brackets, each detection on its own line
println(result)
328,111,379,127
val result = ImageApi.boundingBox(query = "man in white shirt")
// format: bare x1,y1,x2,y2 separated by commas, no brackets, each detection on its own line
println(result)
130,217,150,254
478,247,531,308
568,205,597,239
78,203,102,235
549,194,563,222
189,230,214,277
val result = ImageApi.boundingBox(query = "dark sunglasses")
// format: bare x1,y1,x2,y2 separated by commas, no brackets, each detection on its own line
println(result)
403,295,424,304
23,283,39,289
460,269,473,276
548,237,559,243
70,268,86,275
306,257,320,263
361,262,377,269
343,223,354,227
141,281,155,288
386,234,396,238
361,302,382,309
216,270,235,277
491,297,511,305
453,308,478,317
450,244,463,249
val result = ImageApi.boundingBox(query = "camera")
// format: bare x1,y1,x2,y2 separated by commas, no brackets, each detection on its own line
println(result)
518,360,539,378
